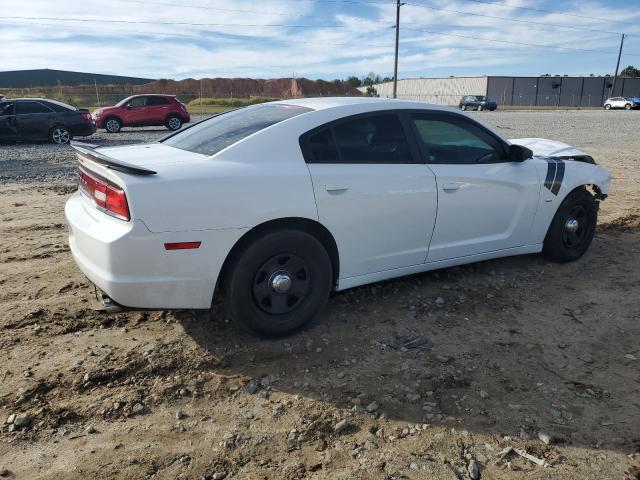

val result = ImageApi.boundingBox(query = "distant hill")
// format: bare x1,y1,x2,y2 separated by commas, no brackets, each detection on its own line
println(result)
133,77,362,98
0,69,154,88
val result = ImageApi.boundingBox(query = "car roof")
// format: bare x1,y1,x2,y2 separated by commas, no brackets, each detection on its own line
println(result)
130,94,176,97
275,96,452,112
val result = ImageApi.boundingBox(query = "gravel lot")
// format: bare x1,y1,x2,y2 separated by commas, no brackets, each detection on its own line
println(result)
1,110,639,479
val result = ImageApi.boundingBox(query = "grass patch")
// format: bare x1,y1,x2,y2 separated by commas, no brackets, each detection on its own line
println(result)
187,97,280,108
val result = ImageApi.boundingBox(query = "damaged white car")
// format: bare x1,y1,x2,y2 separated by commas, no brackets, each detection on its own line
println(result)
65,98,610,336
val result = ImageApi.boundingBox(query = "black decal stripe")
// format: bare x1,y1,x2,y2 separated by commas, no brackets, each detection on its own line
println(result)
544,159,557,191
551,160,565,195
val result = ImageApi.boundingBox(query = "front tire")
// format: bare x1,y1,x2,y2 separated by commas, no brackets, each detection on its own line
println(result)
604,104,611,110
543,188,597,263
50,126,71,144
224,230,332,337
461,105,467,111
477,105,483,111
625,103,631,110
104,117,122,133
166,115,182,131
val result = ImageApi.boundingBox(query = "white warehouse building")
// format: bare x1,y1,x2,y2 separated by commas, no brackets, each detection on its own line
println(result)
359,75,640,107
359,76,488,105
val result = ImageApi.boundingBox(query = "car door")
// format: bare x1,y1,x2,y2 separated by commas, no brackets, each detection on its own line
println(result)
408,111,540,263
123,96,148,125
16,100,57,139
302,111,438,279
0,102,18,140
146,96,170,124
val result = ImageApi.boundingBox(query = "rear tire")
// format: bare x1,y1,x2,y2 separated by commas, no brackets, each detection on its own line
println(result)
224,230,332,337
543,188,597,263
461,105,467,111
104,117,122,133
625,103,631,110
165,115,182,131
477,105,483,111
49,126,71,144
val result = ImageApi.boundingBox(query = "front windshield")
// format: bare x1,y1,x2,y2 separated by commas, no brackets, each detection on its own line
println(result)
162,103,313,156
475,96,486,101
116,96,134,107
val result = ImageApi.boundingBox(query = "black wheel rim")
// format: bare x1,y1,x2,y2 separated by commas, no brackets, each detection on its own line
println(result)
252,253,310,315
562,205,588,249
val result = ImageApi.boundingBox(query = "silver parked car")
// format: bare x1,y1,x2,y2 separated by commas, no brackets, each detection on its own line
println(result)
603,97,638,110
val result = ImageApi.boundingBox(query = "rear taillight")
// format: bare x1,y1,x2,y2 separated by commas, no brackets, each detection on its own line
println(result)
81,112,92,121
77,167,130,221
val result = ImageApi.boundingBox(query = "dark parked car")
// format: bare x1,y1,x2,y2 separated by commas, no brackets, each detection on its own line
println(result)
0,98,96,144
92,94,190,133
459,95,497,111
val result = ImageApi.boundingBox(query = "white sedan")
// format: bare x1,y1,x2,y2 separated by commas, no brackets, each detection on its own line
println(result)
65,97,610,336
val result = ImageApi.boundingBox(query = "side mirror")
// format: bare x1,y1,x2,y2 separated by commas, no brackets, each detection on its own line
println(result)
126,105,133,109
509,144,533,162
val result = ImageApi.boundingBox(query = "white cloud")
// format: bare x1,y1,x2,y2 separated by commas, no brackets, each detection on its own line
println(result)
1,0,639,79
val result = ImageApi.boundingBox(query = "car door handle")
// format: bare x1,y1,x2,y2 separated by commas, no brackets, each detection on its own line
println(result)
442,182,462,192
325,184,348,194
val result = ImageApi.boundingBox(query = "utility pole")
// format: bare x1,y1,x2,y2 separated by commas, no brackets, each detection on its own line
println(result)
393,0,404,99
611,33,625,97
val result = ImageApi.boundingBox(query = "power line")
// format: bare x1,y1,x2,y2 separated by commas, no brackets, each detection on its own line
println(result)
116,0,305,17
403,2,623,36
0,15,349,29
0,20,395,49
401,25,640,57
457,0,640,27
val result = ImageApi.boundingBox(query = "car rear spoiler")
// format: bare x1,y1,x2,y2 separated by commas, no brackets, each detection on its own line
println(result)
70,141,157,175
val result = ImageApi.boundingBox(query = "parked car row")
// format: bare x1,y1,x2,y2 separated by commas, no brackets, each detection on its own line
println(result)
0,94,191,144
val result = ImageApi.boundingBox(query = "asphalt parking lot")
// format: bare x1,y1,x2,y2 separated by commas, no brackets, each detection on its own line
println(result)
0,109,639,479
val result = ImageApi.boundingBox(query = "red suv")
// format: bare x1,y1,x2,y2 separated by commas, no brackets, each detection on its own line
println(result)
92,94,190,133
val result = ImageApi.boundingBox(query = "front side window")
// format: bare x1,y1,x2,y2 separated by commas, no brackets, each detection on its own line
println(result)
163,103,312,156
17,101,53,115
0,103,15,116
412,113,505,164
128,97,147,107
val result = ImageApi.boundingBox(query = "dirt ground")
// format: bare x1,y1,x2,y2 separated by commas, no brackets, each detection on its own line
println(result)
0,110,639,479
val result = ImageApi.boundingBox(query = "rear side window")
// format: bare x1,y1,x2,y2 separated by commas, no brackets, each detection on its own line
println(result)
303,113,414,164
163,104,312,156
147,97,170,106
308,128,339,163
17,101,53,114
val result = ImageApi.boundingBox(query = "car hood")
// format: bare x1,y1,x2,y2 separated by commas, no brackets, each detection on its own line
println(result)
509,137,587,158
93,106,118,115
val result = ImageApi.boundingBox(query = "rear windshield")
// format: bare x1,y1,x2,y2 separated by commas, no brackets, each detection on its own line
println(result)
44,99,77,112
162,103,313,156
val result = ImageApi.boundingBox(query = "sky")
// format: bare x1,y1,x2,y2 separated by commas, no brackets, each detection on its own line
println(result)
1,0,640,80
